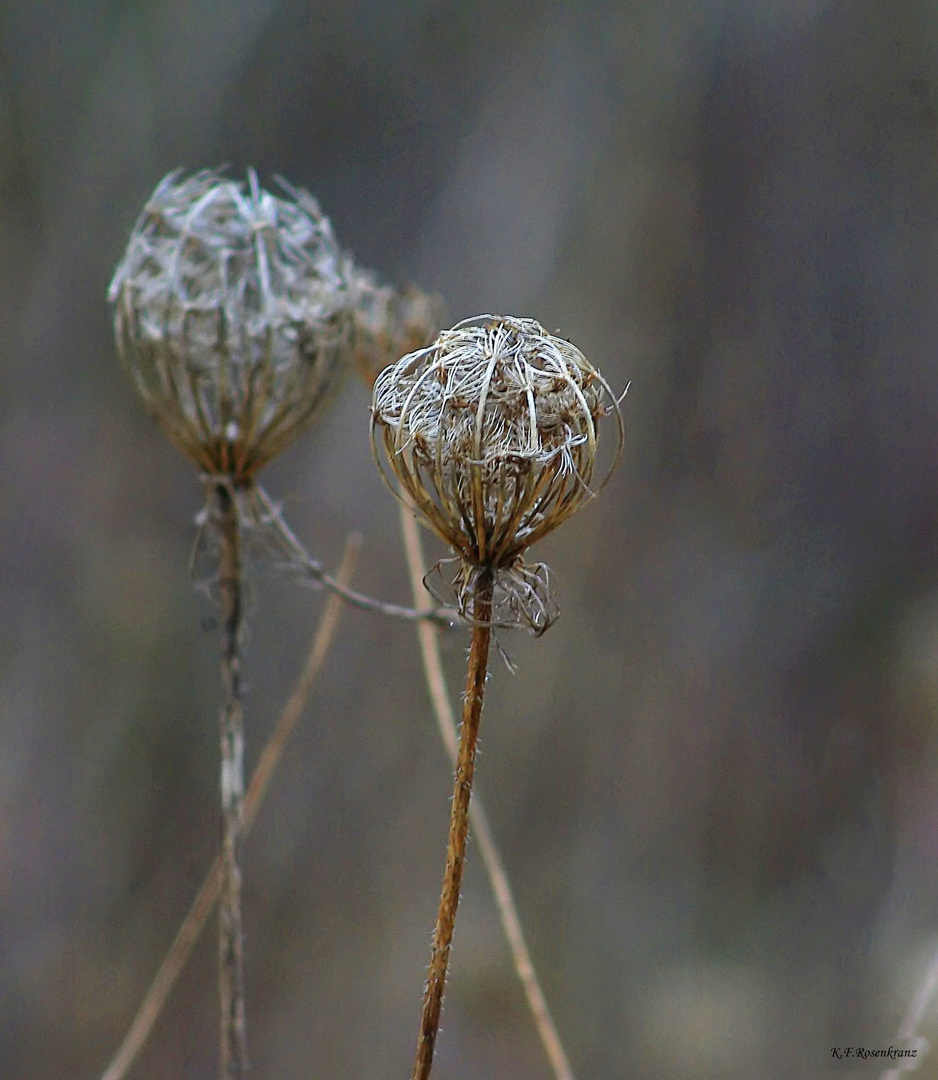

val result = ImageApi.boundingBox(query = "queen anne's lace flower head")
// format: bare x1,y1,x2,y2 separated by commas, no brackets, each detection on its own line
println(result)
109,168,356,482
371,315,624,632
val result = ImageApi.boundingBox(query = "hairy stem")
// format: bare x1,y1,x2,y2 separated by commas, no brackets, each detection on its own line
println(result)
215,481,248,1080
97,536,358,1080
399,506,576,1080
412,569,494,1080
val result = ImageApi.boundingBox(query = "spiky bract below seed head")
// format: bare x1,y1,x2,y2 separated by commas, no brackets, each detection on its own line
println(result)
109,168,356,483
371,315,624,632
347,271,447,388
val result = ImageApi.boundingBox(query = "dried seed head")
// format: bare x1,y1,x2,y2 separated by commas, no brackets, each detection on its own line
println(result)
108,168,356,483
371,315,624,631
348,270,447,387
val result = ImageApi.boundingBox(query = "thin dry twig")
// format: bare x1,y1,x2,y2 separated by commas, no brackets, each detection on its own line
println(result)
399,504,576,1080
249,484,456,626
98,534,360,1080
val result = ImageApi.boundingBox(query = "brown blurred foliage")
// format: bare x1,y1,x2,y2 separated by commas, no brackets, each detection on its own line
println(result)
3,2,938,1078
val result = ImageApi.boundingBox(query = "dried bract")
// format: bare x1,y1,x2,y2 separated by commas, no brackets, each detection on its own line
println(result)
109,168,356,482
371,315,624,631
348,270,447,387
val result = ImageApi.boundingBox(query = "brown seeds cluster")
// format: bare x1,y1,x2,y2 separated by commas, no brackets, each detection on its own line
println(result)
371,315,623,632
108,168,356,483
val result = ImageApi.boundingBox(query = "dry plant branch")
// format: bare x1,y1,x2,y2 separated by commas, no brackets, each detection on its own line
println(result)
399,504,576,1080
413,571,494,1080
98,534,360,1080
249,483,455,626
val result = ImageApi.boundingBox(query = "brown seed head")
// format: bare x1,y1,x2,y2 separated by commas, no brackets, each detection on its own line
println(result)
371,315,624,631
348,271,447,388
108,168,355,483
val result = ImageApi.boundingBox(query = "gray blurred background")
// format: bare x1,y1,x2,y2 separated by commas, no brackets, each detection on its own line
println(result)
3,1,938,1077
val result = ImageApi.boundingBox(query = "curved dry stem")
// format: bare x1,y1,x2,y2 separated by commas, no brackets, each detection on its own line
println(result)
400,505,576,1080
98,535,360,1080
248,484,456,627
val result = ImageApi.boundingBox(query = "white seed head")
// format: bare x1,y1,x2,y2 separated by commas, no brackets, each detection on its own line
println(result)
109,168,356,481
371,315,624,631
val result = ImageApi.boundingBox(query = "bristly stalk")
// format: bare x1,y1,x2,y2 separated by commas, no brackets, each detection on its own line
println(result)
413,570,494,1080
400,504,576,1080
215,480,248,1080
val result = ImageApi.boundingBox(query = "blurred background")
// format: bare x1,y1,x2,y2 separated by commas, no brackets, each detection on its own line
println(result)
4,1,938,1077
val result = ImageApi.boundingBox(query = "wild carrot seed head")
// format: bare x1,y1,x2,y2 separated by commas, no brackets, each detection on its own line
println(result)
108,168,355,483
347,270,446,388
371,315,624,631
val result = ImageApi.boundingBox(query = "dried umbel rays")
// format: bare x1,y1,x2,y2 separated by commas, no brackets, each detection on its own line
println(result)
371,314,624,634
371,315,623,1080
109,168,355,484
